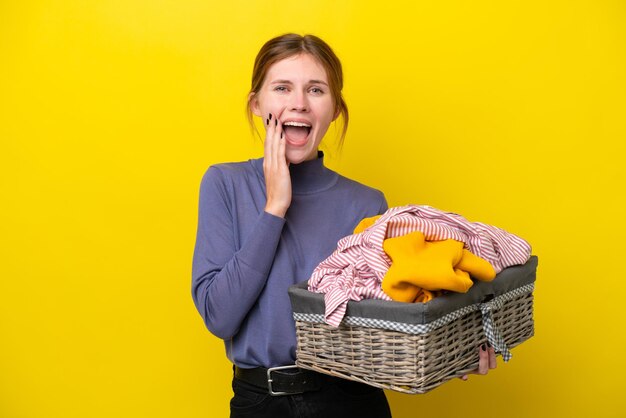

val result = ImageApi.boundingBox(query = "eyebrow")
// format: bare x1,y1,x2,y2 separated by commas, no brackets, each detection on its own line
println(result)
270,79,329,86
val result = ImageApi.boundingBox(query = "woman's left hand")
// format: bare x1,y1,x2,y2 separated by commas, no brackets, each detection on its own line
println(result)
460,343,497,380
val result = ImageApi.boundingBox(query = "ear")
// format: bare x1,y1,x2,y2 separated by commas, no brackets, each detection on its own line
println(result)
249,92,262,117
332,107,341,122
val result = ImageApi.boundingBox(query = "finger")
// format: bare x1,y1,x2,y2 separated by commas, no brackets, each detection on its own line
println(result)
278,123,287,165
274,108,285,140
477,344,489,375
460,374,468,381
264,112,272,146
274,115,287,164
487,344,497,369
269,113,288,170
266,111,275,136
271,115,283,168
274,113,281,142
264,112,276,165
276,115,284,142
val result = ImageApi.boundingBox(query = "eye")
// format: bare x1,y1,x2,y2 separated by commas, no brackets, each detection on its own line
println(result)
274,85,289,92
309,87,324,95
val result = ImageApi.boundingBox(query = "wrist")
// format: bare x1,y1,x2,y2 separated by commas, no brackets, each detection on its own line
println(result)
264,203,287,218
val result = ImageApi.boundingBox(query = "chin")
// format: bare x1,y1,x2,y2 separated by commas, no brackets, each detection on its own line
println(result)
286,148,317,164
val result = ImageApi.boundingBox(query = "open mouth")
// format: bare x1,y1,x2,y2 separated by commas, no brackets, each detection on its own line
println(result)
282,121,312,146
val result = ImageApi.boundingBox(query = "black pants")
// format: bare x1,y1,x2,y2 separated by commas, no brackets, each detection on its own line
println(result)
230,375,392,417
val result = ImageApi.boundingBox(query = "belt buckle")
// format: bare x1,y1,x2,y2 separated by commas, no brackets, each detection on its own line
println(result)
267,365,302,396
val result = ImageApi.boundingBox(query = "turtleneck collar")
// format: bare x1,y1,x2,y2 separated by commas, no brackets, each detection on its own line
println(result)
252,151,338,195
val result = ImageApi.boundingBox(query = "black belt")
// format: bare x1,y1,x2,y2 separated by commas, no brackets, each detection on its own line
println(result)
234,365,324,396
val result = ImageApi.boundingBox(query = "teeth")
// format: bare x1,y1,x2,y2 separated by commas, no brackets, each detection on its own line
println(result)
283,121,311,128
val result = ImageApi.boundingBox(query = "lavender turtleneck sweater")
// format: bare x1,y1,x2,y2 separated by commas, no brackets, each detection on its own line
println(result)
192,152,387,368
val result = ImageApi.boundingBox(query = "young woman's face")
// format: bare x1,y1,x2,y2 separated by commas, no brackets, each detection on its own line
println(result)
251,53,338,164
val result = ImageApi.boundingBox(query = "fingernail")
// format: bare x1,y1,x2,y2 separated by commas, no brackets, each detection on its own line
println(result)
269,113,272,120
281,132,283,138
487,341,491,348
481,344,487,351
266,118,269,125
275,118,278,126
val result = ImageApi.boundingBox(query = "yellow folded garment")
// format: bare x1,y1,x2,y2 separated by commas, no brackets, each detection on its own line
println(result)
382,231,496,303
413,289,441,303
353,215,381,234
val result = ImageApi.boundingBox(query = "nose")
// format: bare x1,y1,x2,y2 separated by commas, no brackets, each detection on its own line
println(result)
290,91,309,112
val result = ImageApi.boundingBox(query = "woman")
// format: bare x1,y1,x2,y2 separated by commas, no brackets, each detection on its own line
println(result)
192,33,495,417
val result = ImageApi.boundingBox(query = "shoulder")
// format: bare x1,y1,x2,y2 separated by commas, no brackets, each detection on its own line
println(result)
203,159,257,179
201,158,260,186
336,174,384,197
337,174,383,196
198,158,262,202
333,172,388,213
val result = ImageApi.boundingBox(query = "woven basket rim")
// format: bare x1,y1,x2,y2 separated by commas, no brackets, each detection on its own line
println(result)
293,282,534,334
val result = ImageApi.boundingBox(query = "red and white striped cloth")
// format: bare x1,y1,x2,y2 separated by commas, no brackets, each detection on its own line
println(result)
308,205,532,327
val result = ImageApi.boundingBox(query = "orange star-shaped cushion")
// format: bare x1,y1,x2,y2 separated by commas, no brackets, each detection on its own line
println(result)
381,231,496,303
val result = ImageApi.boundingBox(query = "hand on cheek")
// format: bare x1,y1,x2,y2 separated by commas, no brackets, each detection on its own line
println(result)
263,110,291,218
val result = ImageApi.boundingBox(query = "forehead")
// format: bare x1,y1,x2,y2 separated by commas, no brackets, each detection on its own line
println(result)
265,53,328,83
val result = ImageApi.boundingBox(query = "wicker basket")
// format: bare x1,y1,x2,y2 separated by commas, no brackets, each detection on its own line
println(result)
288,256,537,394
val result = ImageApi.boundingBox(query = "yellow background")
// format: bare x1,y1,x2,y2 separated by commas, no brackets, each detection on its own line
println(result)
1,1,625,417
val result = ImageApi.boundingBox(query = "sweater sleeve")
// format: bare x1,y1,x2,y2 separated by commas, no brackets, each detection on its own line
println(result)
378,192,389,215
191,166,285,339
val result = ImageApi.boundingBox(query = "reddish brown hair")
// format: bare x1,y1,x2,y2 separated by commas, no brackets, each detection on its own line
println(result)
246,33,349,147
